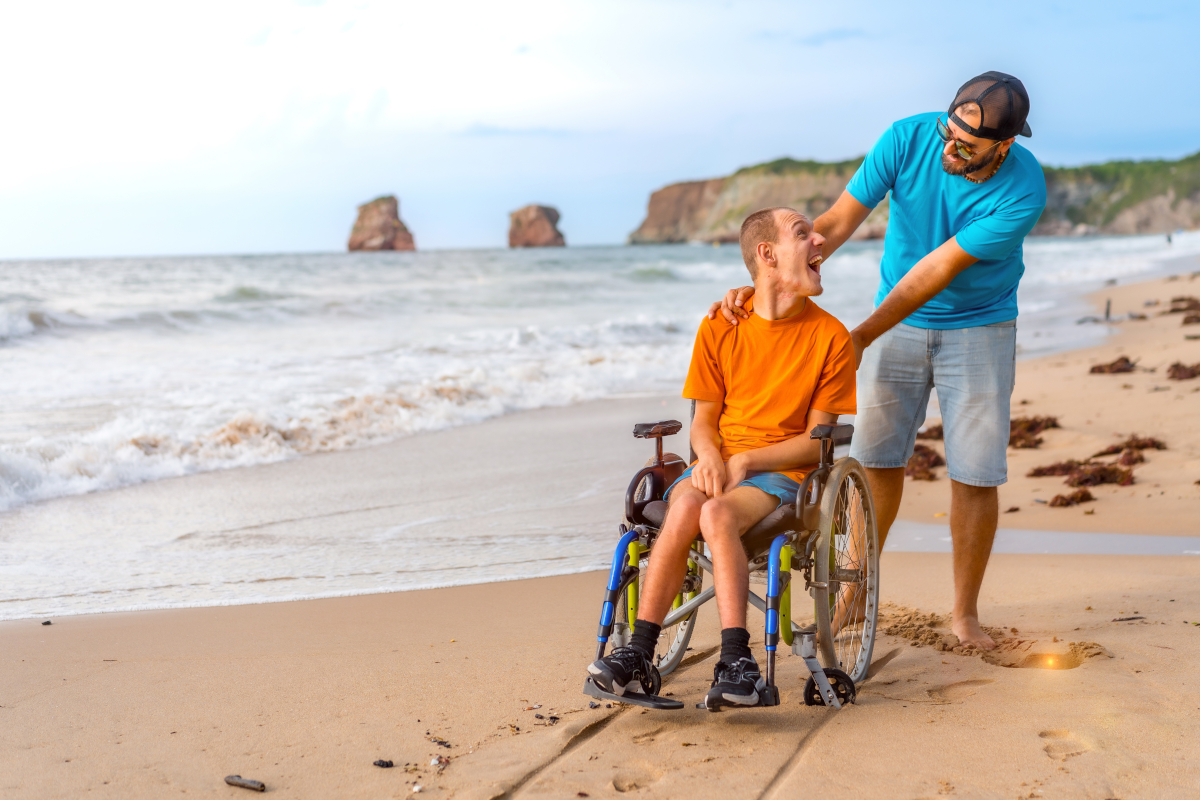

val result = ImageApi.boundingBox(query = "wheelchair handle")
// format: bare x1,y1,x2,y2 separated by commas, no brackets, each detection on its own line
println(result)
794,466,828,532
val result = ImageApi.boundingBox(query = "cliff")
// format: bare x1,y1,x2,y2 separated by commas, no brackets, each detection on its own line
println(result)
1034,152,1200,235
630,151,1200,243
628,158,887,244
348,195,415,251
509,204,566,247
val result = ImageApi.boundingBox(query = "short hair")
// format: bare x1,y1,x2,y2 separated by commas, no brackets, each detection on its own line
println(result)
739,207,784,278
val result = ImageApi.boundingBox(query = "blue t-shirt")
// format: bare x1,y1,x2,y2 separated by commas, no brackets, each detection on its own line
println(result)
846,112,1047,329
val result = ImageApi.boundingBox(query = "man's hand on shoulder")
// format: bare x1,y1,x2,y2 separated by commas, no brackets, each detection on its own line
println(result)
691,454,728,498
706,286,754,326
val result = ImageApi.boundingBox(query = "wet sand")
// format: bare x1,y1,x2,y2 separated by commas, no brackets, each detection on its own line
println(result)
4,267,1200,798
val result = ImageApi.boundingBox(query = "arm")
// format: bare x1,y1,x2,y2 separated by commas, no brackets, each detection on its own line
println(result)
812,190,873,259
850,236,978,366
689,399,727,497
707,191,874,324
722,408,839,493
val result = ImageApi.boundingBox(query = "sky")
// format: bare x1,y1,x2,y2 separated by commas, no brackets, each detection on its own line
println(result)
2,0,1198,258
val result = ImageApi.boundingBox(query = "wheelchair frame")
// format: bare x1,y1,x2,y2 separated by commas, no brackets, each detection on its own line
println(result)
585,417,879,711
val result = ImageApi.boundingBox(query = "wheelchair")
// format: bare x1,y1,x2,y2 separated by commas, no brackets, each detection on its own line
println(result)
583,414,880,711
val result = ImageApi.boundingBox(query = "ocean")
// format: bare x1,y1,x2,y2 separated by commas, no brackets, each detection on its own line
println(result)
2,232,1196,619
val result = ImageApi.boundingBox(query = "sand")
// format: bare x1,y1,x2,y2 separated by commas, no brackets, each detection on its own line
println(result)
899,262,1200,535
4,268,1200,798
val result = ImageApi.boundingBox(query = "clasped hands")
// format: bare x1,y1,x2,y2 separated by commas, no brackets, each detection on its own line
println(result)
690,452,751,498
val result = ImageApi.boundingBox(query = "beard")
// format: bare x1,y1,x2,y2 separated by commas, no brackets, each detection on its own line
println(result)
941,146,999,177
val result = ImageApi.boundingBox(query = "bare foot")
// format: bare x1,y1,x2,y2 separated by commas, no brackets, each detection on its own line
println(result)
952,615,996,650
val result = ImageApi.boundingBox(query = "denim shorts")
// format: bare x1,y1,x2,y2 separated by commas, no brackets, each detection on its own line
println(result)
849,320,1017,487
665,465,801,507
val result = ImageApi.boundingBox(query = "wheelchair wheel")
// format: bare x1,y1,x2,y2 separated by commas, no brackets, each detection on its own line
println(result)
811,457,879,686
611,545,702,678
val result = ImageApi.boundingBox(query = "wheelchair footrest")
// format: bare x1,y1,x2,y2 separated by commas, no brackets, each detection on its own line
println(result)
583,678,684,710
697,682,780,712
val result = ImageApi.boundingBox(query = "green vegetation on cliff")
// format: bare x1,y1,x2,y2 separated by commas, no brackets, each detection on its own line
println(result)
732,157,865,179
1040,151,1200,230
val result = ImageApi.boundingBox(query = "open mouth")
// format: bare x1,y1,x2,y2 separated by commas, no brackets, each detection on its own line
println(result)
808,254,823,274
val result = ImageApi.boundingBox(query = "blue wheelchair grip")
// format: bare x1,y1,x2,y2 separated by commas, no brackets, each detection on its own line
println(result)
764,534,788,652
597,526,640,643
766,534,788,599
608,527,640,591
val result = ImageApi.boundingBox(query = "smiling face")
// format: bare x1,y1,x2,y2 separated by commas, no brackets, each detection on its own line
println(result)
941,103,1012,177
759,209,826,296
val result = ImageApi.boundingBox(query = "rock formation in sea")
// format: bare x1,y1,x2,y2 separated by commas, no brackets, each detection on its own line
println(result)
348,195,416,251
629,150,1200,243
508,205,566,248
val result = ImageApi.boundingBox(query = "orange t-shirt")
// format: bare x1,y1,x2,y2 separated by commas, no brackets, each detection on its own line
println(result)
682,298,857,482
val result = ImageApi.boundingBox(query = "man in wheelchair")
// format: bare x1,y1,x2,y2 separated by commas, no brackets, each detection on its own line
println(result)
587,207,857,709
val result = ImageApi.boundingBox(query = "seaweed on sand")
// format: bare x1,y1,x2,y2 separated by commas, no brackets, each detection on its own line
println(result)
906,444,945,481
1049,488,1095,507
1167,361,1200,379
1065,463,1134,488
1092,434,1167,457
1089,356,1137,374
1009,416,1059,449
1027,460,1087,478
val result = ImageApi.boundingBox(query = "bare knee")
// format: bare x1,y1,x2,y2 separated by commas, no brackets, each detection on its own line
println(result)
698,498,740,541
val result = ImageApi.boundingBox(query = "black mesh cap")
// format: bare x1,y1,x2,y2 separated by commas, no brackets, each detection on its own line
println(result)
948,71,1032,140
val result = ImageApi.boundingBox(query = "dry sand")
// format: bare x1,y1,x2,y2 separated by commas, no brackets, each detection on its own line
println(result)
5,556,1199,799
4,268,1200,798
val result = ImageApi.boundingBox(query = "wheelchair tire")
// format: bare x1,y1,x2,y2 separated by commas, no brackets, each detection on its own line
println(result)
811,457,880,686
612,548,702,678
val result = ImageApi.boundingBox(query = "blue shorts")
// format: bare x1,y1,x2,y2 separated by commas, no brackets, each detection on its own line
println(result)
665,465,801,507
849,320,1016,487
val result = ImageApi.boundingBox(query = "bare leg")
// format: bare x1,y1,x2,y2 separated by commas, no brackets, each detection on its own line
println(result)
949,480,998,650
698,487,778,630
864,466,905,549
636,484,705,625
831,467,904,633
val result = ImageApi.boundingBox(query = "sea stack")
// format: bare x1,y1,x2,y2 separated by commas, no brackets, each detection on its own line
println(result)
508,205,565,248
348,195,416,251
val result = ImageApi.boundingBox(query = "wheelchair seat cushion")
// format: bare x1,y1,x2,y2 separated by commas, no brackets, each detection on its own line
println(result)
642,500,669,528
742,503,801,556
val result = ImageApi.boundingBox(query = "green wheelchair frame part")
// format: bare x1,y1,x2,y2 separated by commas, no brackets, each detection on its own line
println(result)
625,540,703,629
779,544,794,647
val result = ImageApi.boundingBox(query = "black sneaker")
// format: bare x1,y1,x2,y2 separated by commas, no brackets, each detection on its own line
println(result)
587,646,652,697
705,656,765,707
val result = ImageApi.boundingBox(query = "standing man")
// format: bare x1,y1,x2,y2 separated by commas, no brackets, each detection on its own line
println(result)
712,72,1046,649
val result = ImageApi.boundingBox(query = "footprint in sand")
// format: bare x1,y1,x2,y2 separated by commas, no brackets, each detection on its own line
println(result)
631,726,665,745
1039,729,1090,761
926,679,995,703
613,767,659,792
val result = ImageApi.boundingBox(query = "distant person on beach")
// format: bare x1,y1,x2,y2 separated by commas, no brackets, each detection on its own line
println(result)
589,208,856,706
711,72,1047,650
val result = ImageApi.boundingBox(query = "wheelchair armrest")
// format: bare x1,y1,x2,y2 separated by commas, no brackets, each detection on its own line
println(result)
633,420,682,439
810,423,854,444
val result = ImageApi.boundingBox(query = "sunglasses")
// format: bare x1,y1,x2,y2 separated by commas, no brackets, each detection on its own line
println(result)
936,116,1001,161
